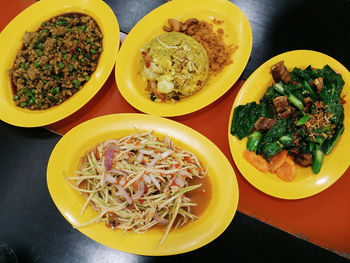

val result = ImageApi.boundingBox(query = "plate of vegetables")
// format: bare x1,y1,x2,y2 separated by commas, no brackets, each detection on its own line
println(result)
0,0,119,127
47,113,239,255
228,50,350,199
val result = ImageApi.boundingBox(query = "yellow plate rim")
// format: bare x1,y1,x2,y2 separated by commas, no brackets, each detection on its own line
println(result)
0,0,120,127
228,50,350,200
47,113,239,255
115,0,252,117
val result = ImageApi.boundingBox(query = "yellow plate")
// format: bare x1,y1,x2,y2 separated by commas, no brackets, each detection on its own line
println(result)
228,50,350,200
115,0,252,116
0,0,119,127
47,113,239,255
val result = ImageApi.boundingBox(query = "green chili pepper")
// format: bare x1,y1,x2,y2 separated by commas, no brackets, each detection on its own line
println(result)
84,76,90,81
90,49,97,54
13,95,19,101
55,87,60,93
34,61,40,68
86,38,90,44
63,54,67,60
58,62,65,69
29,98,35,105
68,64,73,71
20,102,27,107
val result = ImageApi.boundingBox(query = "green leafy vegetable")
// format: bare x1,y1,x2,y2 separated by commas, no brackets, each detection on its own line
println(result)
246,131,263,152
230,102,261,140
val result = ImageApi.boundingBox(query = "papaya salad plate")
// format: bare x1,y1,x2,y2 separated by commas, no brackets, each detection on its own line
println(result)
228,50,350,199
115,0,252,116
47,113,238,255
0,0,119,127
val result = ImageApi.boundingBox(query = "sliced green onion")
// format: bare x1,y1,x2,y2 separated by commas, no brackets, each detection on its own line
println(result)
20,102,27,107
84,76,90,81
58,62,65,69
90,49,97,54
13,95,19,101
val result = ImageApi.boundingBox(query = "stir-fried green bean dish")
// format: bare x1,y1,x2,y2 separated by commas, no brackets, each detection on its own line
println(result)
9,13,103,110
66,131,208,245
231,61,345,175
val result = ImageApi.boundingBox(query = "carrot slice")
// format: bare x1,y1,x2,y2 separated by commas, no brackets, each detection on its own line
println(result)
275,156,296,182
243,150,270,172
270,150,288,172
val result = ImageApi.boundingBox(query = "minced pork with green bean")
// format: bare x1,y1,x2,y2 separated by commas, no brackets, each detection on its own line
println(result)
9,13,103,110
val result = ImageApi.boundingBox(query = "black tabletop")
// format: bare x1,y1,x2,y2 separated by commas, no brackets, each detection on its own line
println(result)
1,0,350,262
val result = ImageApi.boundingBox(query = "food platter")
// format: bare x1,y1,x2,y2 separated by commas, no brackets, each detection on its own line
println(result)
47,113,239,255
228,50,350,199
0,0,120,127
115,0,252,116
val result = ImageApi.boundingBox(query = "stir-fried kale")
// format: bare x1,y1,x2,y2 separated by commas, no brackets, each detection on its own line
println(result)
230,63,346,174
230,102,261,140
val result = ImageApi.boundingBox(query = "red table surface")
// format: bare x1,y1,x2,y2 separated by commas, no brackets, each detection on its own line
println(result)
2,0,350,258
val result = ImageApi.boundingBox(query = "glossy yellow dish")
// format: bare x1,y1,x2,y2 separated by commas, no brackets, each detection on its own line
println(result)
115,0,252,116
47,114,239,255
0,0,119,127
228,50,350,199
